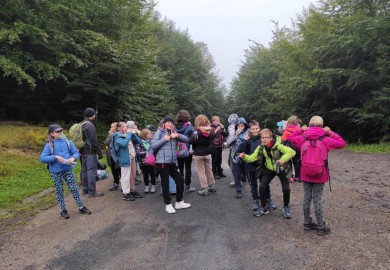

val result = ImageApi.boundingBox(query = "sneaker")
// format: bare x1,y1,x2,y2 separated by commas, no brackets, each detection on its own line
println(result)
82,190,88,195
266,198,277,210
185,185,196,193
252,199,260,211
88,192,104,198
218,172,227,178
259,206,269,215
144,186,150,194
283,206,292,219
236,192,242,199
198,188,209,196
60,210,69,219
175,200,191,209
122,193,135,201
253,210,261,217
79,206,92,215
109,183,119,191
165,204,176,214
130,191,143,198
304,218,318,231
213,173,221,179
208,184,217,193
229,181,235,188
150,185,156,193
317,223,331,235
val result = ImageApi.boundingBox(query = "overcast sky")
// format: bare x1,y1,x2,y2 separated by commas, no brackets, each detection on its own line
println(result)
155,0,315,89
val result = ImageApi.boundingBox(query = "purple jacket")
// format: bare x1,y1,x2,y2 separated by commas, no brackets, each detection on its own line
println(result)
288,127,346,183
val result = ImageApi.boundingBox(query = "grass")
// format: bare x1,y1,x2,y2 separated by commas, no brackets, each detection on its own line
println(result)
346,143,390,153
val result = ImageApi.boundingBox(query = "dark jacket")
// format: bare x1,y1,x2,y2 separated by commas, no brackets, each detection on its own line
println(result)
211,124,228,148
80,119,102,156
175,121,194,150
189,128,214,156
237,134,261,172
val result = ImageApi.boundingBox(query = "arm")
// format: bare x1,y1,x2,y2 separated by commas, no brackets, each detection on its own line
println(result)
131,134,140,145
104,134,113,146
115,133,132,147
242,146,261,163
178,133,189,143
324,131,347,150
39,143,56,163
277,144,296,163
84,123,102,155
151,130,166,152
288,129,305,149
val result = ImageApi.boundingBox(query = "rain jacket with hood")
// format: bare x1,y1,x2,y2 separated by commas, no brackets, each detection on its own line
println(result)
227,117,249,164
189,126,213,156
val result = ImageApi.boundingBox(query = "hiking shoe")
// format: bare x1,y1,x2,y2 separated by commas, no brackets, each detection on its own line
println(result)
229,181,235,187
185,185,196,193
283,206,292,219
88,192,104,198
208,184,217,193
109,183,119,191
304,221,318,231
79,206,92,215
259,206,269,215
236,192,242,199
213,173,221,179
165,204,176,214
130,191,143,198
253,210,261,217
252,200,260,211
218,172,227,178
122,193,135,201
175,200,191,209
60,210,69,219
266,198,276,210
198,188,209,196
317,223,331,235
150,185,156,193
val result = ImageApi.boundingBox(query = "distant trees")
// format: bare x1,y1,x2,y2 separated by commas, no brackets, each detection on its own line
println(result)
229,0,390,143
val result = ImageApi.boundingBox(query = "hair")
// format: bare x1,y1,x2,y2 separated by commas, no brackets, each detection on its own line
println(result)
212,116,220,122
309,116,324,127
118,121,126,129
260,128,272,136
140,128,151,139
249,120,260,128
111,122,118,130
286,115,302,126
175,110,191,122
194,114,210,129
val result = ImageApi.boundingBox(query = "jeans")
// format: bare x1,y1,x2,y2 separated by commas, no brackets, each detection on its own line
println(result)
81,154,98,196
232,162,245,193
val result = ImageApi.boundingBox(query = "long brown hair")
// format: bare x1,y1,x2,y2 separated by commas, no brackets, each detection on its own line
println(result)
194,114,210,129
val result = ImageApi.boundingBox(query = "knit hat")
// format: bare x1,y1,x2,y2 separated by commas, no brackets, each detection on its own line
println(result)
126,121,135,129
48,124,63,133
84,108,96,118
162,115,175,124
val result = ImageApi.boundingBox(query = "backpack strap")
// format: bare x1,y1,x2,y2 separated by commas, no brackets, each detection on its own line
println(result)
49,139,71,155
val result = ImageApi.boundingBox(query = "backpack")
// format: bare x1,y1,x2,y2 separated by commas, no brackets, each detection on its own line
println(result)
176,141,189,158
109,136,119,165
69,121,88,149
300,135,328,178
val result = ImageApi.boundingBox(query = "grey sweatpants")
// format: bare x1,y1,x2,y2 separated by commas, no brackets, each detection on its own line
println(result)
303,181,325,225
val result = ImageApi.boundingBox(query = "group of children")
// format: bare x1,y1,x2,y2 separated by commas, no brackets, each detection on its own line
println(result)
40,112,346,235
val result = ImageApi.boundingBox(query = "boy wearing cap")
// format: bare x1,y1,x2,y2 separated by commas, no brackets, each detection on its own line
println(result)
80,108,104,198
40,124,92,219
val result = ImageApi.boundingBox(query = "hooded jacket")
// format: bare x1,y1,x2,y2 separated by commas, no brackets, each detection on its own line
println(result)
151,128,188,164
237,134,261,171
175,121,194,150
189,127,214,156
288,127,346,183
114,132,140,167
211,123,228,147
40,138,80,173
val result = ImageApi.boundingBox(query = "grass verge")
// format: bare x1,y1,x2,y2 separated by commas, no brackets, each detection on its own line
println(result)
346,143,390,153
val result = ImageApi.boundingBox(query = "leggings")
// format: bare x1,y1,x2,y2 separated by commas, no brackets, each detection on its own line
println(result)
303,182,325,225
50,170,83,211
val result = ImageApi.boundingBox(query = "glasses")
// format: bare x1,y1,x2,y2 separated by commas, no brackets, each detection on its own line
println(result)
54,130,63,133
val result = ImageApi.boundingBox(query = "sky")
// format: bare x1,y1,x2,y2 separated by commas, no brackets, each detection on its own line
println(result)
155,0,315,89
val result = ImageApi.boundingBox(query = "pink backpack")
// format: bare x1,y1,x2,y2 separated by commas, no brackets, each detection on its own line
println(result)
300,135,328,178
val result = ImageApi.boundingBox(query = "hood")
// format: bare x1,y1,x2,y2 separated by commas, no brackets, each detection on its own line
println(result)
199,126,212,137
304,127,327,140
235,117,249,130
176,121,190,132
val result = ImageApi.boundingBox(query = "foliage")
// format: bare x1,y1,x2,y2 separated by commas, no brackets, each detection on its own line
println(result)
346,143,390,153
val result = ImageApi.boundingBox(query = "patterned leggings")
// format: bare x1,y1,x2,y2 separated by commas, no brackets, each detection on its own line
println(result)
303,182,325,225
50,170,84,211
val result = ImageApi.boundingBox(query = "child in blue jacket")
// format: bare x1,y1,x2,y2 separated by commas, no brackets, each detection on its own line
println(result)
40,124,91,219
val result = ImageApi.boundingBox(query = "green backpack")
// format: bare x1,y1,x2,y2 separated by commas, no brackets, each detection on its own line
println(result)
69,121,87,149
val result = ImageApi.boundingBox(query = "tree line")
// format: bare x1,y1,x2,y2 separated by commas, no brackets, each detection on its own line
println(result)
229,0,390,143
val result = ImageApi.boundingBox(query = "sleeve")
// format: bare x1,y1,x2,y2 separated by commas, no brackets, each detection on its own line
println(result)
69,141,80,160
324,132,347,150
224,124,237,147
151,130,166,152
104,134,113,146
242,146,261,163
39,143,56,163
178,133,189,143
115,133,132,148
131,134,140,145
288,129,304,149
237,140,248,153
85,123,102,155
278,144,296,162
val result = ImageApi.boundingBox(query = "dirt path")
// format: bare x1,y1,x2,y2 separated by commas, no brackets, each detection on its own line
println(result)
0,149,389,269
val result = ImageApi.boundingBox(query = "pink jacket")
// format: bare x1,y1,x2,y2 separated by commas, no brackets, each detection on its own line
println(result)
288,127,346,183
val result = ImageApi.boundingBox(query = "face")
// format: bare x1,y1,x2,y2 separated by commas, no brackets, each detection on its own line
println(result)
120,125,128,134
237,123,245,130
164,121,174,130
146,132,152,140
212,119,220,126
249,125,260,136
261,132,272,145
51,129,63,139
110,123,117,133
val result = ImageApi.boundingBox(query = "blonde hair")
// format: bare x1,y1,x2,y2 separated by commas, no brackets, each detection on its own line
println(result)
309,116,324,127
286,115,301,126
212,116,220,122
140,128,151,139
194,114,210,129
260,128,272,136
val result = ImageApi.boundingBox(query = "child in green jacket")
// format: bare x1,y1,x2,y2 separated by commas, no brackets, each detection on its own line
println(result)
240,128,296,219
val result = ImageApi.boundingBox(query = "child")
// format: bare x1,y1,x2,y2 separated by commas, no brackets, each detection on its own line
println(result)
40,124,91,219
240,128,295,218
282,115,302,182
136,128,156,193
189,114,216,196
151,115,191,214
104,122,121,191
288,116,346,235
211,116,228,179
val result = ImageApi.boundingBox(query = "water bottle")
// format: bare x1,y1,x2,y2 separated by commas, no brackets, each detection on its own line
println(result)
276,161,281,174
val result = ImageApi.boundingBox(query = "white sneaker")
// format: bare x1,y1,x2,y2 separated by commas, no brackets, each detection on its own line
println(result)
165,204,176,214
175,200,191,209
150,185,156,193
144,186,149,193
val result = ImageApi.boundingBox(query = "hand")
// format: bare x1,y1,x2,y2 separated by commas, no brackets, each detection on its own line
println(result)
243,133,250,141
236,128,242,136
323,126,331,135
223,142,228,148
301,125,308,132
170,132,179,139
219,124,224,129
164,135,171,141
278,159,285,166
68,157,76,164
98,153,103,160
215,126,221,132
239,153,245,158
55,155,64,163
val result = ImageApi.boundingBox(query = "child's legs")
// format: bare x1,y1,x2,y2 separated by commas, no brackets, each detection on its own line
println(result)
148,165,156,185
169,164,184,202
292,155,301,179
211,147,218,173
193,156,208,189
231,162,243,193
130,158,137,192
111,165,121,185
120,166,131,194
312,183,325,225
216,147,223,174
140,165,150,186
50,172,66,211
302,181,313,223
277,170,291,207
204,154,215,186
63,170,84,208
259,169,275,207
247,171,259,200
183,156,192,186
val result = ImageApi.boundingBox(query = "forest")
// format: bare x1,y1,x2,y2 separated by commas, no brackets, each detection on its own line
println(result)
0,0,389,143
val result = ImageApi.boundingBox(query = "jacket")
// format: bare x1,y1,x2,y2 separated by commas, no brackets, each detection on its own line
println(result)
282,124,300,141
211,124,228,148
243,136,296,172
151,128,188,164
114,132,140,167
80,119,102,156
135,139,151,165
40,138,80,173
237,134,261,171
288,127,346,183
189,127,214,156
175,121,194,150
